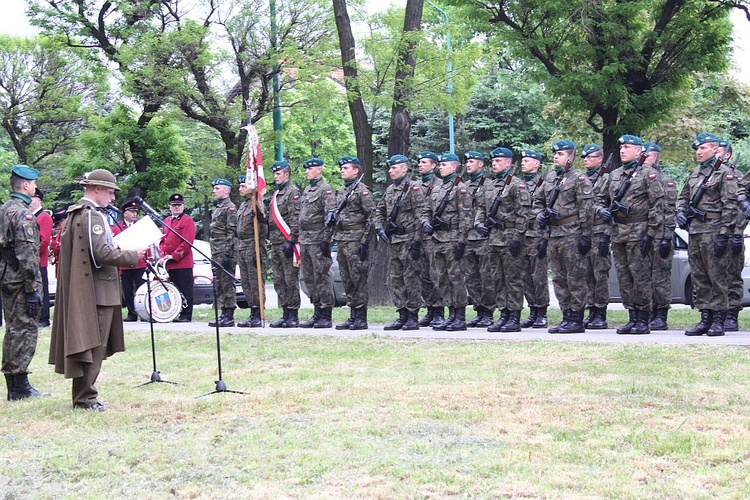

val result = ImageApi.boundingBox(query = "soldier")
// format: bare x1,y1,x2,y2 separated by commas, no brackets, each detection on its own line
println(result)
596,136,665,334
267,161,302,328
519,150,550,328
327,156,375,330
533,140,594,334
119,200,147,321
0,165,48,400
676,133,737,336
421,153,472,331
581,144,612,329
462,151,494,328
208,178,238,328
158,193,195,323
298,158,336,328
414,151,444,327
474,147,531,332
235,175,268,328
643,143,676,330
373,155,423,330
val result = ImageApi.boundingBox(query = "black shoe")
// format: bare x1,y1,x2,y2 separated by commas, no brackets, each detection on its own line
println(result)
520,307,537,328
7,373,50,400
433,307,456,331
557,309,584,334
446,307,467,331
549,309,569,334
629,309,650,335
429,308,446,328
707,310,726,337
587,307,609,329
270,307,288,328
173,316,191,323
685,310,712,336
724,308,739,332
418,307,435,327
616,309,636,334
38,319,51,328
583,307,595,328
123,314,138,322
649,308,668,331
488,309,510,333
336,309,355,330
284,309,299,328
237,308,262,328
401,310,420,331
385,309,408,331
313,307,333,328
349,307,368,330
466,307,484,328
500,310,521,332
532,306,548,328
299,307,321,328
74,401,106,411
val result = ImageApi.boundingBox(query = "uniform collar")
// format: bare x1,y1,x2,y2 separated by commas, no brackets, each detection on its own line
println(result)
10,192,31,204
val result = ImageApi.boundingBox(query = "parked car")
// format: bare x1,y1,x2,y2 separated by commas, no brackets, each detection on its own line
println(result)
191,240,248,308
299,243,348,306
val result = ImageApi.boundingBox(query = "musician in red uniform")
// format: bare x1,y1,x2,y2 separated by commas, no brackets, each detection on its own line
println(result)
158,193,195,322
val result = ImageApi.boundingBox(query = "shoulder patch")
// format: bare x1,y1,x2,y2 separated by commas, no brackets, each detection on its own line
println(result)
412,186,420,191
649,173,657,180
229,207,236,212
667,182,675,187
362,191,369,196
518,184,526,189
92,224,104,235
293,195,299,200
25,214,34,221
326,190,332,195
578,175,586,181
459,188,468,194
727,174,734,181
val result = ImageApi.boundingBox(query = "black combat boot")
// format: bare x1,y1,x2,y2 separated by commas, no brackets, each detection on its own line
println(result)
588,306,609,329
583,307,596,328
466,306,485,328
477,307,494,327
299,307,321,328
649,307,668,331
270,307,288,328
433,307,455,331
218,308,235,327
707,310,726,337
208,308,227,327
336,307,355,330
629,309,650,334
558,309,584,334
446,307,467,331
548,309,569,334
430,307,446,328
8,373,50,400
685,310,712,336
349,307,368,330
4,374,14,401
238,307,262,328
488,309,510,332
500,310,521,332
284,308,299,328
418,307,435,327
384,308,407,330
616,309,636,334
401,309,420,330
532,306,548,328
520,307,538,328
313,307,333,328
724,308,740,332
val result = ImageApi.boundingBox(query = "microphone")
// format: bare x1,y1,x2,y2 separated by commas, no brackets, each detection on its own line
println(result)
107,203,122,214
133,196,163,222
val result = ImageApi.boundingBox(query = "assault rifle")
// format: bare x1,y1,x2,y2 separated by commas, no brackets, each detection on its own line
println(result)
595,152,614,188
682,154,725,227
384,179,411,239
430,172,463,230
607,143,652,223
538,151,575,230
326,173,365,233
471,175,486,210
486,167,515,231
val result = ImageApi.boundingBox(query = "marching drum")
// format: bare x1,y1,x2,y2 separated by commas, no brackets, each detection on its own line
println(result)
134,280,184,323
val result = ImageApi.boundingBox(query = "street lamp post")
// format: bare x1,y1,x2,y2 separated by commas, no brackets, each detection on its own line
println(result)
426,0,454,154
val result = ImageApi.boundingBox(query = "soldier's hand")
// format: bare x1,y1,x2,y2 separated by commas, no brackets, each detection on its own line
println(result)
452,242,466,260
536,238,548,258
136,247,149,259
597,235,610,257
740,197,750,219
535,212,547,227
658,237,672,259
408,240,421,260
639,234,653,257
676,210,688,229
731,234,744,256
25,291,42,318
320,241,331,258
357,243,369,262
422,221,434,236
325,210,339,228
474,222,490,238
715,234,729,258
377,228,390,243
597,208,613,223
578,235,592,256
282,241,295,258
220,254,233,269
509,239,522,258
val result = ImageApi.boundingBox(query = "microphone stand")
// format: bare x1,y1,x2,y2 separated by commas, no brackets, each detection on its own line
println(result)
133,197,248,397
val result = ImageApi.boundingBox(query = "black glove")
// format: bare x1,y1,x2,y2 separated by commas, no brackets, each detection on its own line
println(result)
598,235,611,257
282,241,295,258
377,228,390,243
357,243,369,262
325,210,339,228
597,207,613,223
452,242,466,260
731,234,744,256
536,238,548,258
715,234,729,258
220,254,232,270
740,197,750,219
422,221,434,236
658,237,672,259
676,210,688,229
475,222,490,238
535,212,547,227
320,241,331,258
25,291,42,317
578,235,591,255
509,239,522,258
640,234,653,257
408,240,421,260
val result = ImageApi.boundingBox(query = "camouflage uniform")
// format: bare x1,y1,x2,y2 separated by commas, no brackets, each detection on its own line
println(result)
235,196,268,327
725,165,747,330
209,196,238,313
475,170,531,331
464,171,494,327
520,171,550,327
584,166,611,320
415,172,443,325
268,178,301,327
650,170,677,329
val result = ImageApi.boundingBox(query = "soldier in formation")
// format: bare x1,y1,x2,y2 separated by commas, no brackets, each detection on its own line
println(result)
235,175,268,328
208,178,238,328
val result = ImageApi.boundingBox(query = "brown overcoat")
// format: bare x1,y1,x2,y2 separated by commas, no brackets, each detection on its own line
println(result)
49,199,139,378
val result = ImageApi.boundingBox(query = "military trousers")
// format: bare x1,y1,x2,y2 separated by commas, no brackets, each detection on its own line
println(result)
485,245,525,311
429,241,467,308
270,244,300,310
300,243,334,308
420,239,440,307
727,240,745,310
612,240,652,311
237,240,267,308
549,234,589,312
651,245,673,310
689,232,729,311
388,240,421,311
463,240,494,311
586,233,612,309
212,251,237,309
1,282,40,374
523,236,550,308
337,240,369,309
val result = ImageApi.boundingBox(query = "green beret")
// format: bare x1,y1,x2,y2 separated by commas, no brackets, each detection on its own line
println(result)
692,133,720,150
618,135,643,146
303,158,324,168
10,164,39,181
386,154,409,166
522,150,543,161
439,153,460,162
415,151,439,162
212,178,231,187
271,160,289,172
552,140,576,152
718,139,731,149
643,142,661,153
464,151,484,162
490,147,513,159
337,156,361,166
238,175,246,183
581,144,602,157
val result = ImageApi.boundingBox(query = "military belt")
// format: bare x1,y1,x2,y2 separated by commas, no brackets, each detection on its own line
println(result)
548,214,579,226
614,214,648,224
338,223,365,231
490,220,516,230
300,222,325,230
435,222,460,231
703,211,721,220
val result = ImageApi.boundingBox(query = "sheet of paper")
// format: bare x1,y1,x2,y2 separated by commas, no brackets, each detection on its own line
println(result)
113,216,162,250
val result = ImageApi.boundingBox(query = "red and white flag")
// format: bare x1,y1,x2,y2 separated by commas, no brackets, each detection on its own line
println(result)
241,119,267,215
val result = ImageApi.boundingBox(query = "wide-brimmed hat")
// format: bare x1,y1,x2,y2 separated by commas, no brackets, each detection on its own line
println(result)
79,169,120,191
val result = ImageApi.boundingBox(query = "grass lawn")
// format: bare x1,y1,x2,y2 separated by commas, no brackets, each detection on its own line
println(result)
2,326,750,497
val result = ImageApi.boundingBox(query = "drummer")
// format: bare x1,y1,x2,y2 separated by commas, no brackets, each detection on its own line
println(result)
158,193,196,322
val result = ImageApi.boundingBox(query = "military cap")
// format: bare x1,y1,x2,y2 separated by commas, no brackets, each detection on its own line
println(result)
522,149,543,161
122,200,139,212
386,154,409,166
212,178,231,187
79,169,120,191
618,135,643,146
439,153,460,163
338,156,361,166
415,151,439,162
692,132,720,150
33,187,44,201
169,193,184,205
718,138,731,149
581,144,602,157
490,147,513,159
552,140,576,152
643,142,661,153
303,157,324,169
238,174,246,184
464,151,484,162
10,164,39,181
271,160,289,172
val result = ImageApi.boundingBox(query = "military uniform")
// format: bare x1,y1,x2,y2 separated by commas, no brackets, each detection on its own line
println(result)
650,160,677,330
235,180,268,328
725,153,746,331
677,133,738,336
414,156,444,326
268,161,302,328
1,165,45,400
209,181,238,327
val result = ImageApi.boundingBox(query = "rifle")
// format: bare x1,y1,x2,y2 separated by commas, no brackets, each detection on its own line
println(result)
327,173,365,233
486,168,515,231
538,151,575,230
384,180,411,239
594,152,614,189
471,175,486,210
430,172,463,229
683,154,725,227
607,143,652,223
